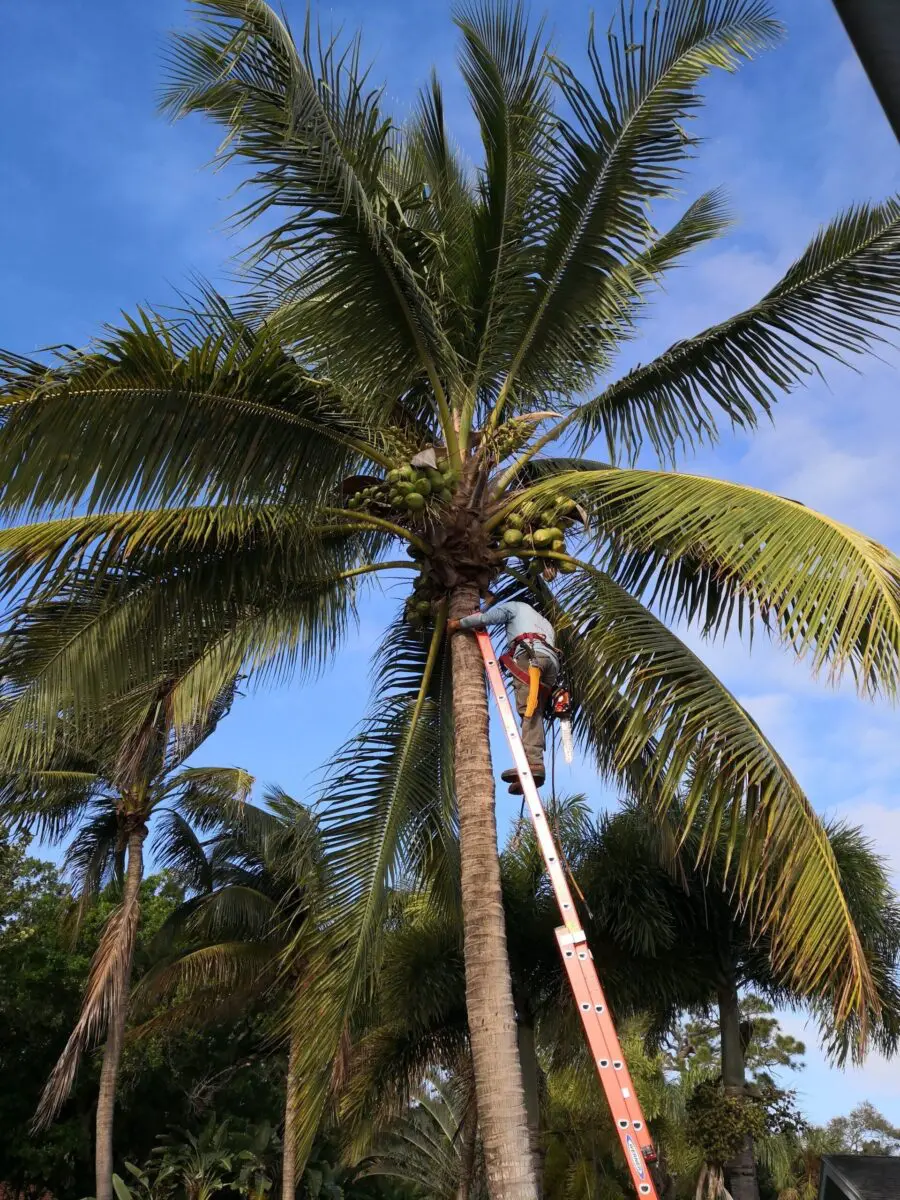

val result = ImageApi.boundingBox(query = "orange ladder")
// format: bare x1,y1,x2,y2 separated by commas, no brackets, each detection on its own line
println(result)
475,629,659,1200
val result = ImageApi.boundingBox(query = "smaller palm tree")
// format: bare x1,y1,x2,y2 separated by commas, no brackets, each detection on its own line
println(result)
0,664,251,1200
363,1071,488,1200
134,788,323,1200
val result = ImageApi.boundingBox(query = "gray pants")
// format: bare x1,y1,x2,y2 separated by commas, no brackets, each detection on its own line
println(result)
512,650,559,770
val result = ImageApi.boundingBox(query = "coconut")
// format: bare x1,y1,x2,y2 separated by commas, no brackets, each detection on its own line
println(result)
532,528,555,548
412,478,432,496
505,513,524,530
502,528,525,548
405,492,426,512
551,538,566,553
438,488,452,504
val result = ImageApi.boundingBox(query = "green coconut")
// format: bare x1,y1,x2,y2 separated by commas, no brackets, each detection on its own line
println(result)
347,495,360,509
412,477,432,496
547,527,564,542
396,480,414,495
532,527,555,548
416,599,432,615
405,492,426,512
503,528,525,548
505,512,524,530
558,559,577,574
387,469,402,483
551,538,566,552
438,488,452,504
399,464,415,480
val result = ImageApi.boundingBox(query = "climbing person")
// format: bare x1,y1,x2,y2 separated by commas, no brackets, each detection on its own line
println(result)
448,593,559,793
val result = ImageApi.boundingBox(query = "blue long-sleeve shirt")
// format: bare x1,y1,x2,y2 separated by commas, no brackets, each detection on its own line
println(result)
459,601,558,664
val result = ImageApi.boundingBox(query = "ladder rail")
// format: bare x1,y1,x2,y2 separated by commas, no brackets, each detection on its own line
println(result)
475,630,659,1200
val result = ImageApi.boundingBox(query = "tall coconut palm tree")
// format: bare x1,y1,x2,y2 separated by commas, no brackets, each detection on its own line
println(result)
134,788,324,1200
3,3,900,1195
0,667,251,1200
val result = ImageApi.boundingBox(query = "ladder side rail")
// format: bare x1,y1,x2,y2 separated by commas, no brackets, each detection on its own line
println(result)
475,629,660,1200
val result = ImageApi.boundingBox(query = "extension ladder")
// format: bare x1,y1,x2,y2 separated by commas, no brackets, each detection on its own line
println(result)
475,630,659,1200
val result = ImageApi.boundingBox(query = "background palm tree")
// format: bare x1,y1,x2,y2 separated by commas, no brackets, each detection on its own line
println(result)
0,673,251,1200
134,788,323,1200
3,2,900,1195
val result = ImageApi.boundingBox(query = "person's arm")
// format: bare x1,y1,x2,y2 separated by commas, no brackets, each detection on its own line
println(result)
452,603,513,633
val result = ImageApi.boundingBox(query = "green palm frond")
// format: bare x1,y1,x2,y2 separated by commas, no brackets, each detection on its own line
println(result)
814,822,900,1064
580,198,900,461
362,1072,480,1200
135,941,277,1008
63,803,122,904
0,518,383,766
530,468,900,695
454,0,553,414
0,766,106,843
502,0,780,398
0,303,377,520
284,610,452,1168
153,809,215,892
555,565,877,1025
163,0,458,432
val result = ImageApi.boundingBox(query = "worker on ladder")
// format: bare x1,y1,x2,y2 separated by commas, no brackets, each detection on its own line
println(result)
448,592,559,793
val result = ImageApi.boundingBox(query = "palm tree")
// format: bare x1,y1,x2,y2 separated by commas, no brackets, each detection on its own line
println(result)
134,788,323,1200
3,2,900,1194
570,806,900,1200
0,674,251,1200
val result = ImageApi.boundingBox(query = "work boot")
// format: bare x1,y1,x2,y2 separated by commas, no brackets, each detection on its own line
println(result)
501,768,519,783
507,766,545,795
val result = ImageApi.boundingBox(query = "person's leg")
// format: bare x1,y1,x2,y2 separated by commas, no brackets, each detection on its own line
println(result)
515,656,558,774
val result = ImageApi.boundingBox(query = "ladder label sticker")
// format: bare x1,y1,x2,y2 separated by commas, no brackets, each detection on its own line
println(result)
626,1135,645,1180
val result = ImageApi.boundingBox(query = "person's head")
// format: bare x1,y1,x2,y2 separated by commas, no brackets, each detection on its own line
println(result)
482,589,497,609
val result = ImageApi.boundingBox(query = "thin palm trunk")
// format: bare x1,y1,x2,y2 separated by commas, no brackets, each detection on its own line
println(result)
515,1015,544,1195
282,1030,301,1200
95,826,146,1200
718,981,759,1200
450,582,537,1200
457,1094,478,1200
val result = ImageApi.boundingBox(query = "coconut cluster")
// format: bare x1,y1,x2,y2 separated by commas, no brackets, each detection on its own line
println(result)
346,461,458,517
495,495,578,575
342,460,578,627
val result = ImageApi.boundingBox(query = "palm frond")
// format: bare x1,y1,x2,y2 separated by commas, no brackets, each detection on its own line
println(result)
33,877,141,1128
0,520,380,768
153,809,215,892
163,0,457,422
283,609,452,1168
555,565,877,1027
504,0,779,398
531,467,900,696
0,303,376,519
580,198,900,462
454,0,554,411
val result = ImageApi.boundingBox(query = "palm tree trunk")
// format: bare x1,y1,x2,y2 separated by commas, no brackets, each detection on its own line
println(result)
718,980,759,1200
450,583,538,1200
282,1030,301,1200
95,826,146,1200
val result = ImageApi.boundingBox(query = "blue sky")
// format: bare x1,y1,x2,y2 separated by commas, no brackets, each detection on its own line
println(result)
3,0,900,1125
